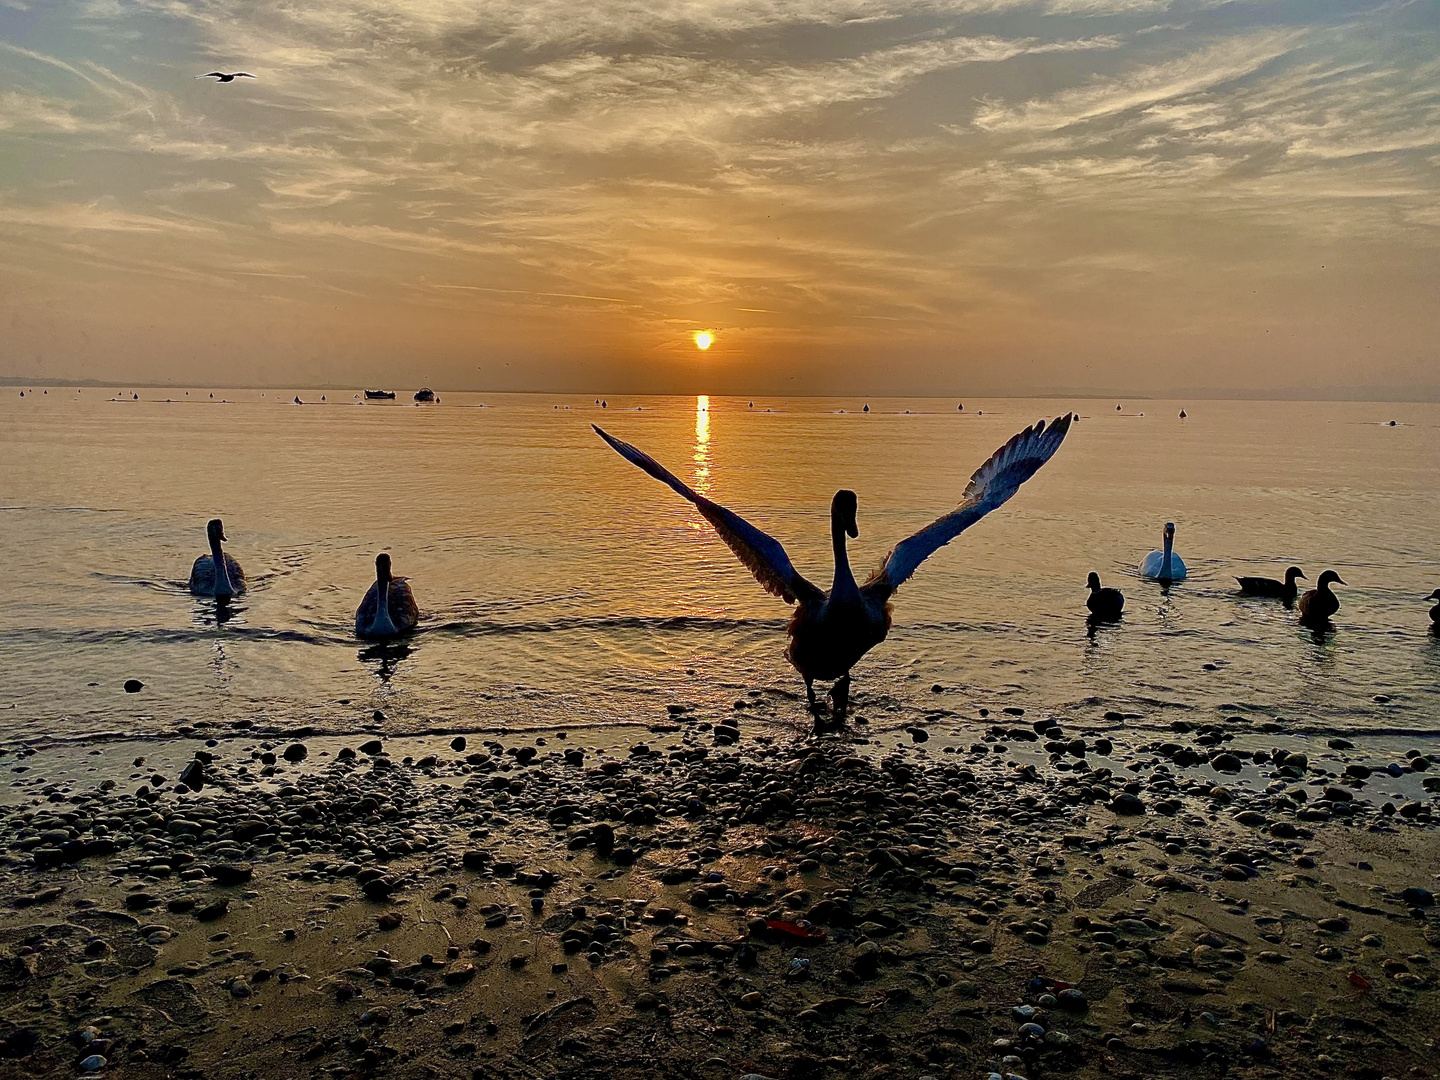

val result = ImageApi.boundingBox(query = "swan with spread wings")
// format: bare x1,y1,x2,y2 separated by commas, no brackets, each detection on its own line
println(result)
593,414,1073,715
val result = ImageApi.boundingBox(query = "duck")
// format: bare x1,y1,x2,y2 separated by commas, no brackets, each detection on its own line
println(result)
1237,566,1305,602
1085,573,1124,621
1140,522,1186,581
1298,570,1345,626
1426,588,1440,628
594,414,1072,715
355,553,420,639
188,519,247,597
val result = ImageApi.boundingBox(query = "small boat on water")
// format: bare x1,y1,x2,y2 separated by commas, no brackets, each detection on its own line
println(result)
414,387,436,402
364,389,396,400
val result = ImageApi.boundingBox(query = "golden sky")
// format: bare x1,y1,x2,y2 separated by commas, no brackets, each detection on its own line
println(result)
1,0,1437,396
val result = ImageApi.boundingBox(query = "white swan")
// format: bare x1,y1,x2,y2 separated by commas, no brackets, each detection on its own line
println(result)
189,518,247,597
1141,521,1187,581
356,553,419,639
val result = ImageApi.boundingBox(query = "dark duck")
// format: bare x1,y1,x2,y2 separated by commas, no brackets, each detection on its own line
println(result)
1237,565,1305,603
1085,573,1125,621
1298,569,1345,627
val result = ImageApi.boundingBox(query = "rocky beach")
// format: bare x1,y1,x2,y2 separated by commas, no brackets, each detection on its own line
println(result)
1,700,1437,1080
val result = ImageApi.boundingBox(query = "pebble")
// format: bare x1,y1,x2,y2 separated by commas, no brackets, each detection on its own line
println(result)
1110,793,1145,815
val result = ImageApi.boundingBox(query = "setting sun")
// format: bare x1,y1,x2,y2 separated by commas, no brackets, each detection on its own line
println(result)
692,330,714,351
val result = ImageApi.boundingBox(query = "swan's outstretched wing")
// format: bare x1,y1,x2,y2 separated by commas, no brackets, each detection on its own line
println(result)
593,425,821,606
865,414,1073,601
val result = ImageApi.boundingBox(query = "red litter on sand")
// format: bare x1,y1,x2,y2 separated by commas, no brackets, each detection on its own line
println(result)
1347,972,1371,993
764,920,826,943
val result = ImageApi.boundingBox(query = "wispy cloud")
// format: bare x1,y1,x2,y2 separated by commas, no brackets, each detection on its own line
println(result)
1,0,1437,392
973,31,1303,132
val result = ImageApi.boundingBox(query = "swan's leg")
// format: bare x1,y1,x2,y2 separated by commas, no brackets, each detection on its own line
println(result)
804,675,820,714
830,675,851,718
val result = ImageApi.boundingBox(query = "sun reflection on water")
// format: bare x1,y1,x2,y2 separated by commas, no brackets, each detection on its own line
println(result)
692,394,710,496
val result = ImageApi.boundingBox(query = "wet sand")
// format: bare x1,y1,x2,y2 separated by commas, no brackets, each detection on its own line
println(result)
1,704,1437,1080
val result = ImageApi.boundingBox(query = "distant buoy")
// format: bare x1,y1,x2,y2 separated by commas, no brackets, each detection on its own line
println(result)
748,402,754,408
1179,409,1187,418
862,404,870,413
1388,420,1397,426
957,403,963,411
1116,404,1122,411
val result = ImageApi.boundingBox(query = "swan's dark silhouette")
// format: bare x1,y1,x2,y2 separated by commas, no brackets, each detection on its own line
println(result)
1425,588,1440,628
1298,570,1345,627
1085,573,1124,621
594,414,1072,714
189,519,246,597
356,554,419,639
1237,566,1305,603
197,72,255,82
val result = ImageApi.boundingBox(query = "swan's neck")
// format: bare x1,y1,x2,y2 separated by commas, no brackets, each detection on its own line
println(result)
1162,533,1173,579
373,572,395,632
830,516,859,601
210,537,233,595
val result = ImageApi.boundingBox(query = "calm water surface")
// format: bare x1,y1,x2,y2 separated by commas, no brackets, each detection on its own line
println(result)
2,390,1437,747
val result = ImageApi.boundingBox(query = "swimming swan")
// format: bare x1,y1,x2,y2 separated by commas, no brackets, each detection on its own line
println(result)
1141,522,1186,581
188,518,246,597
1237,566,1305,602
1427,588,1440,629
594,414,1073,714
355,553,419,639
1298,570,1345,627
1086,573,1125,621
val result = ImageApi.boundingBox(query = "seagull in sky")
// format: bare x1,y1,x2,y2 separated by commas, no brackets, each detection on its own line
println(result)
196,72,255,83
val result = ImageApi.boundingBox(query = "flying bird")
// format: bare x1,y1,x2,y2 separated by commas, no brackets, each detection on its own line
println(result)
594,414,1073,716
196,72,255,83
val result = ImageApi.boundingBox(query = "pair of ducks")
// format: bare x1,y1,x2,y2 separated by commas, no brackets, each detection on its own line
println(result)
1235,571,1440,629
189,519,417,640
1236,565,1346,626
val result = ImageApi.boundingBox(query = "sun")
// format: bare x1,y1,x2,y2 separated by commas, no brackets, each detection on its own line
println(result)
692,330,714,351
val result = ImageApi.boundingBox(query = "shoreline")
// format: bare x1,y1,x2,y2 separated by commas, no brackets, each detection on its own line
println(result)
2,701,1437,1079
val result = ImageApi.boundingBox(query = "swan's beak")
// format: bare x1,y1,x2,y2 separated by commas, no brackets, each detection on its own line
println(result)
846,511,858,539
1334,576,1346,586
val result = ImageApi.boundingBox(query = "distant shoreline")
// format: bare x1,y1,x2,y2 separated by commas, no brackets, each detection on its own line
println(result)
2,378,1438,404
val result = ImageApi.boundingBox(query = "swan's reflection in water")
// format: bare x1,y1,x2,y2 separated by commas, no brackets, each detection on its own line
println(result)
359,640,414,682
192,596,244,628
